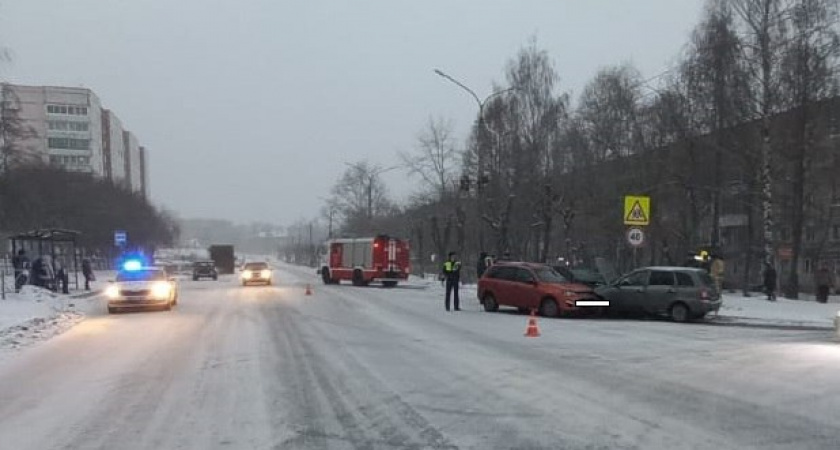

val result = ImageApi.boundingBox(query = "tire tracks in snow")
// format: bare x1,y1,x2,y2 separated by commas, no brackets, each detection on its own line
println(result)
263,295,457,450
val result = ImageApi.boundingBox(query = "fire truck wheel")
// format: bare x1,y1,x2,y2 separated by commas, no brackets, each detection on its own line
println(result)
382,281,397,288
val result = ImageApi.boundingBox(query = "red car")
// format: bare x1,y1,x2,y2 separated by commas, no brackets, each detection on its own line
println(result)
478,262,599,317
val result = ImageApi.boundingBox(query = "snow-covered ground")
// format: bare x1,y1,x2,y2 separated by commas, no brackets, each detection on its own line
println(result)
0,286,99,358
717,293,839,329
3,262,837,365
0,270,116,359
0,262,839,449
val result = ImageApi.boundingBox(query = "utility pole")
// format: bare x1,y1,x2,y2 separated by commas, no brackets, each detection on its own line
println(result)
308,221,314,267
327,207,334,239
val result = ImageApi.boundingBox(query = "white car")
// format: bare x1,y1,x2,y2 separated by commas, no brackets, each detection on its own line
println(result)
106,265,179,314
241,261,272,286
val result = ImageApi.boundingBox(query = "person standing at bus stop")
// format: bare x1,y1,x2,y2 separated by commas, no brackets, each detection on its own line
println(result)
442,252,461,312
12,249,29,293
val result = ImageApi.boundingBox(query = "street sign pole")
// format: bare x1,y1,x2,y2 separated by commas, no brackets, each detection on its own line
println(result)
624,195,650,268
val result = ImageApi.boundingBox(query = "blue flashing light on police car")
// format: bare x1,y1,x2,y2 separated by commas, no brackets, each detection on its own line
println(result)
122,259,143,272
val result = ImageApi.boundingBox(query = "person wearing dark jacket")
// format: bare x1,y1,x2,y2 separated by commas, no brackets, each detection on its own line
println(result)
814,265,832,304
82,259,94,291
12,249,29,293
763,262,777,301
55,258,69,294
30,257,45,288
477,252,489,279
442,252,462,311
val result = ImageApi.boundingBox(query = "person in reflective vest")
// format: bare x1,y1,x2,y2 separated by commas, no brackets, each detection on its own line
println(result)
442,252,462,311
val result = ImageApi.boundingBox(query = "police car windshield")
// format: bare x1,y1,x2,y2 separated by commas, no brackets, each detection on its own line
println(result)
116,269,167,282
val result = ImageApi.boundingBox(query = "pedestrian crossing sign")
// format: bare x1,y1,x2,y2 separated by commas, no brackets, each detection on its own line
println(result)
624,196,650,226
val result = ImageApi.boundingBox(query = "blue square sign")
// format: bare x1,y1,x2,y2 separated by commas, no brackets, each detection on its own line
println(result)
114,230,127,246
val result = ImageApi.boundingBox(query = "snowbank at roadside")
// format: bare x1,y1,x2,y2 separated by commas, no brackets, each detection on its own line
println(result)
716,293,838,329
0,285,101,356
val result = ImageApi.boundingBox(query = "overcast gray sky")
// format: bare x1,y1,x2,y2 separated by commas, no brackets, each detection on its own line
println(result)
1,0,705,225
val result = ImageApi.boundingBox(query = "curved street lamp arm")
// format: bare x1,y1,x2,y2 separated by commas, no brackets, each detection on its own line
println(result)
434,69,482,109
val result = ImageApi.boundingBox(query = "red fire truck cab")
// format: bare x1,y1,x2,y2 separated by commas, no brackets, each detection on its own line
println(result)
319,236,410,287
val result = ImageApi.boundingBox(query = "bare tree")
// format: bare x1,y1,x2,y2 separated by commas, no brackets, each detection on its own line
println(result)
683,2,752,248
329,160,394,236
578,64,645,162
400,116,463,265
0,83,38,172
733,0,791,266
777,0,840,297
504,40,567,262
401,116,459,201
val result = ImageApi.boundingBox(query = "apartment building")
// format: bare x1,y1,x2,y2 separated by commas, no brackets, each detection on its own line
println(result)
2,84,148,195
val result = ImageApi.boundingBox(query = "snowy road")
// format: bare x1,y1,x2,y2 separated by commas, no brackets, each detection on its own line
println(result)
1,264,840,450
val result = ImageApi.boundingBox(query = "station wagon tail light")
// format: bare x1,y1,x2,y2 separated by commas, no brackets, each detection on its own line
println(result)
700,289,709,301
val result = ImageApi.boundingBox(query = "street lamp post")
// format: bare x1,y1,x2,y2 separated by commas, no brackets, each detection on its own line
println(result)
434,69,518,251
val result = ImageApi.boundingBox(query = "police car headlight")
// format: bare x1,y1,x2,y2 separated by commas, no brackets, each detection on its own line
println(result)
151,282,171,299
242,270,252,279
105,285,120,299
260,270,271,279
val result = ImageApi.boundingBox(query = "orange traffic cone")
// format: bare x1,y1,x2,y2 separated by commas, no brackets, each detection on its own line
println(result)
524,310,541,338
305,284,312,296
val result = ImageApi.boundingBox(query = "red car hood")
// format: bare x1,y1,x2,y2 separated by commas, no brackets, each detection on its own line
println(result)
542,282,594,294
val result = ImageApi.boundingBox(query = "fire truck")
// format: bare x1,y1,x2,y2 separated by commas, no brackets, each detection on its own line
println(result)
319,236,410,287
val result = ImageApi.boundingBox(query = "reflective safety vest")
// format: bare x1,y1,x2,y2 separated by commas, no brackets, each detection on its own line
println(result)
443,260,461,273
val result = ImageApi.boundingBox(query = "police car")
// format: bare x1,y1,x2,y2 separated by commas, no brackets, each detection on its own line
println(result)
106,259,179,314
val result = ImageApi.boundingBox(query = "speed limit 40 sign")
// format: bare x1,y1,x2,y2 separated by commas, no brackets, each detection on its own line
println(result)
626,227,645,247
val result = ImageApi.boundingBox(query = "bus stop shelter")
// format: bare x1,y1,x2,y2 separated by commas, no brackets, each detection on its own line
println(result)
9,228,81,291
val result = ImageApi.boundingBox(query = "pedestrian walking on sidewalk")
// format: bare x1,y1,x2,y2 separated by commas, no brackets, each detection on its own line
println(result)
441,252,461,311
82,258,94,291
763,261,777,301
815,265,832,304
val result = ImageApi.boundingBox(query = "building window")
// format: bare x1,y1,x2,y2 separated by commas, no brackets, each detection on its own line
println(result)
49,155,90,166
806,227,816,242
833,225,840,241
48,120,89,131
780,228,791,241
805,259,814,274
47,137,90,150
47,105,89,116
